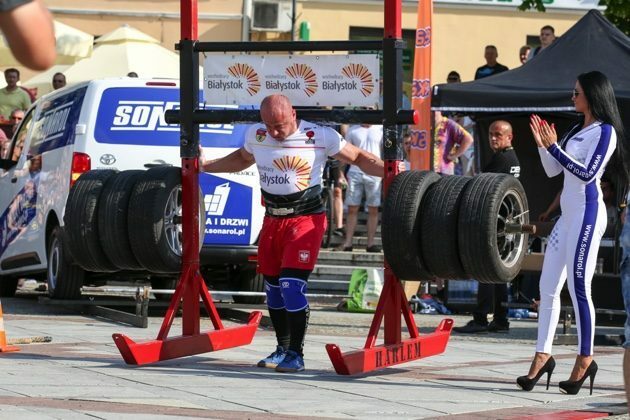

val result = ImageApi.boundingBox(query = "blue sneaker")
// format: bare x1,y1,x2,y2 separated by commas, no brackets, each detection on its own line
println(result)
275,350,305,373
257,346,286,368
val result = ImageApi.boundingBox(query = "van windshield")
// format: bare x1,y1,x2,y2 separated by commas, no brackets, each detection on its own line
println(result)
94,87,254,148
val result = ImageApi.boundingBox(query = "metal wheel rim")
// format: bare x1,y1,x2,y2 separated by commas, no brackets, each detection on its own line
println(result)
495,189,527,268
162,186,204,256
47,236,60,292
163,186,183,257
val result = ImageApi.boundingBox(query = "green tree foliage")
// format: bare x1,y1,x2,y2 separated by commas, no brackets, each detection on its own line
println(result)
518,0,630,36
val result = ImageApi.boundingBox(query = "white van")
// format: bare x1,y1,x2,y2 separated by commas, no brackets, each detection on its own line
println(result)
0,78,264,299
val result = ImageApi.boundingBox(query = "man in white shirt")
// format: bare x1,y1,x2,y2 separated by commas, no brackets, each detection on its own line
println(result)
337,123,383,253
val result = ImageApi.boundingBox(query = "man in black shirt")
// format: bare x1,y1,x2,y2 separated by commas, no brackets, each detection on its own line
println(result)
454,120,520,333
474,45,509,80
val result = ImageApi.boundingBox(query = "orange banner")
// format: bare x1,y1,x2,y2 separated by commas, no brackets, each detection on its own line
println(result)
409,0,432,170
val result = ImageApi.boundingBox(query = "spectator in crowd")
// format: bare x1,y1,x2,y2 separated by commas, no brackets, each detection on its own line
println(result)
600,176,618,237
199,94,386,373
403,132,412,170
539,177,617,238
0,0,55,70
517,71,625,394
0,128,8,158
0,68,31,121
443,72,475,175
620,192,630,409
338,123,383,253
446,71,461,83
474,45,509,80
453,120,521,334
433,111,473,175
10,109,25,135
519,45,531,65
324,157,347,238
52,72,66,90
527,25,556,61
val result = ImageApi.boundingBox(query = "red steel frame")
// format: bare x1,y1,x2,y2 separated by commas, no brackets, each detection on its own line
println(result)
112,0,261,366
112,0,451,371
325,0,453,375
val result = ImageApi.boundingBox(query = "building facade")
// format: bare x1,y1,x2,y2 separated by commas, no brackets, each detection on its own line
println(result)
10,1,602,92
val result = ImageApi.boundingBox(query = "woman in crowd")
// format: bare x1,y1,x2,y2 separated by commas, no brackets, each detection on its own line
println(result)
518,71,627,395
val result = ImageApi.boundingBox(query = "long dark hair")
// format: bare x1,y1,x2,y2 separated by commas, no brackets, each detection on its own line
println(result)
578,71,628,182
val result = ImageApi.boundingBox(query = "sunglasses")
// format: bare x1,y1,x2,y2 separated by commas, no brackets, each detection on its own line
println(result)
572,89,580,97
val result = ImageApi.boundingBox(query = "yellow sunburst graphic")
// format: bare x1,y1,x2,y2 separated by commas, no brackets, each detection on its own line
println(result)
285,63,318,97
227,63,261,96
273,155,312,190
341,63,374,97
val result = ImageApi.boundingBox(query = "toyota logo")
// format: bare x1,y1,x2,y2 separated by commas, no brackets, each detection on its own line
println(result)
100,154,116,165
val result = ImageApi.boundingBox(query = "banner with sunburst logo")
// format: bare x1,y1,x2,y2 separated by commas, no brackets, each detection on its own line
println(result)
204,54,379,107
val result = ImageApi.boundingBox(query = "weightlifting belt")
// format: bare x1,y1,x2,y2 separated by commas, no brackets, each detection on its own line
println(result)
262,186,324,218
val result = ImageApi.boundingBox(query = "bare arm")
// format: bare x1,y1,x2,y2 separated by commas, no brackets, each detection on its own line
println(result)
333,142,383,177
539,190,561,221
0,0,55,70
200,147,255,173
448,129,474,161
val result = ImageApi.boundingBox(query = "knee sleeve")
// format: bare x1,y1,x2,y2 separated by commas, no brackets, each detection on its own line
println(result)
264,279,285,310
280,277,308,312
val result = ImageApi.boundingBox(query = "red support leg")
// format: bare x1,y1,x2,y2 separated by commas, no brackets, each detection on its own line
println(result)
326,0,452,374
112,0,261,365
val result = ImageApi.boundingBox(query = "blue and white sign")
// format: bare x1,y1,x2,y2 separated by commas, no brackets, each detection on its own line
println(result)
94,87,254,148
28,87,86,156
200,173,253,245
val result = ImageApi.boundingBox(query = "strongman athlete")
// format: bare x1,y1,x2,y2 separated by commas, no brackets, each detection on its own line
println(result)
200,94,385,372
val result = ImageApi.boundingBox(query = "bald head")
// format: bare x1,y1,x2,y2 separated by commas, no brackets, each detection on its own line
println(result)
260,94,298,140
488,120,513,152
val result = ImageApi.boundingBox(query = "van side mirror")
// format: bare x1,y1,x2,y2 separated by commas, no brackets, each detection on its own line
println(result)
0,158,16,171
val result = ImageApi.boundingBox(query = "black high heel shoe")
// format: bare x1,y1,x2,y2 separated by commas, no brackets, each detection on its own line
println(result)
516,356,556,391
559,360,598,395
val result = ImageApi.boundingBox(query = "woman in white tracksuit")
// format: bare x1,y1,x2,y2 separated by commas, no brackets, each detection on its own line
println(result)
517,71,627,395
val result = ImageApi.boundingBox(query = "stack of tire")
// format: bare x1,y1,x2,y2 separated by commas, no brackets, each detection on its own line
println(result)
60,166,201,298
382,171,529,284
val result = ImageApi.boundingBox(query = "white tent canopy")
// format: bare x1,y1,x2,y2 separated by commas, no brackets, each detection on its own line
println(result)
24,25,186,97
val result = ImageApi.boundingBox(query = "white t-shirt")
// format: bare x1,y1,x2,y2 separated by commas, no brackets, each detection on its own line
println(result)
244,120,346,195
345,124,383,176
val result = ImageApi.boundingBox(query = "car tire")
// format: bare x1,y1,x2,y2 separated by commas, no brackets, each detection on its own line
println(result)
128,166,182,273
0,277,19,297
128,166,204,273
98,170,145,270
64,170,118,272
47,226,85,299
382,170,440,281
458,173,529,284
233,267,265,304
420,175,472,280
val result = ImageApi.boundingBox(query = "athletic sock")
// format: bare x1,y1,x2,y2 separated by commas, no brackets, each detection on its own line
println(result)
288,306,310,356
268,307,290,350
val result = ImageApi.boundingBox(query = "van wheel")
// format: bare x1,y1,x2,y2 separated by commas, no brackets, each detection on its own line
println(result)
98,170,144,270
128,167,203,273
458,173,529,284
382,170,440,281
64,170,118,272
0,277,19,297
47,226,84,299
233,267,265,304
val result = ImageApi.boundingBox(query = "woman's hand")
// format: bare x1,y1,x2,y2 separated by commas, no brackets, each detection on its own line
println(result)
530,114,557,148
529,114,544,147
